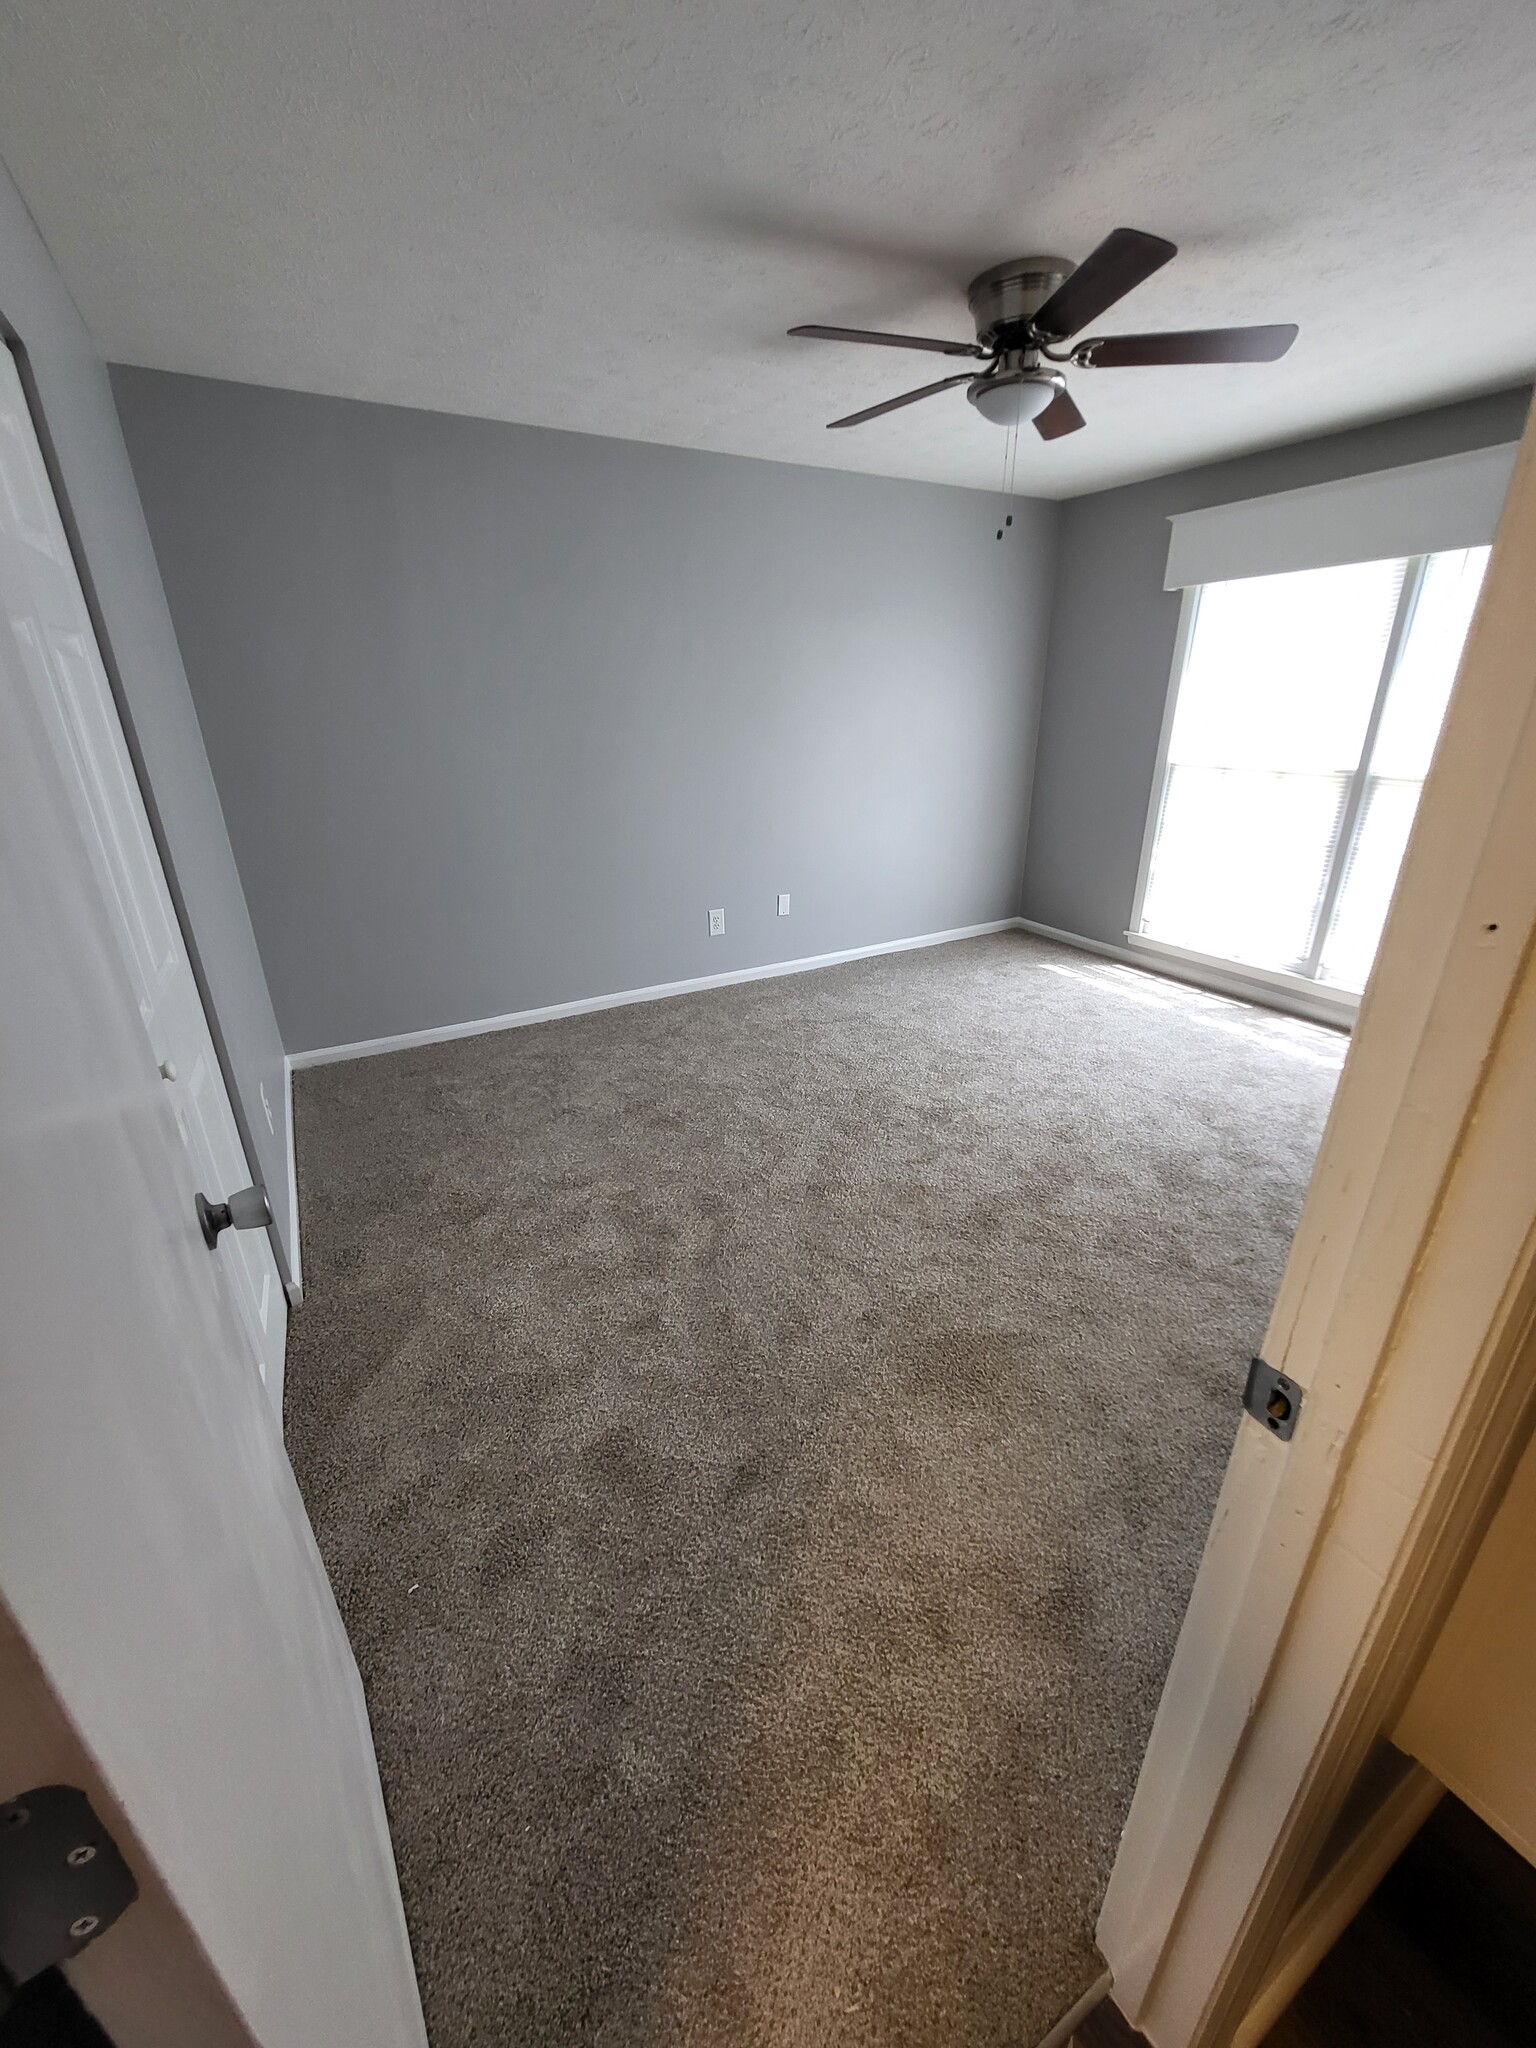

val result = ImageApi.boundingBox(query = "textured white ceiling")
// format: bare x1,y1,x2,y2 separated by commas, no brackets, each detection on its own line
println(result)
1,1,1533,497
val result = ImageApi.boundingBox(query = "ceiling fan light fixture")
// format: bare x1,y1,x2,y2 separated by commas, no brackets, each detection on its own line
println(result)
967,372,1063,428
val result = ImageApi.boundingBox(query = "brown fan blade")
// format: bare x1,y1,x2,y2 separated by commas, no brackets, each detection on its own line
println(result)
1030,229,1177,341
1034,388,1086,441
826,372,976,429
1075,323,1298,367
789,324,986,358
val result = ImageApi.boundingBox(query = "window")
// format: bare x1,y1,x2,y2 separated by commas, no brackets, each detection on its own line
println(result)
1134,546,1489,996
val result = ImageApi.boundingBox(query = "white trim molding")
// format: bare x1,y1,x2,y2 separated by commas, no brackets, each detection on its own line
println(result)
1037,1967,1113,2048
1017,919,1354,1031
282,1055,302,1306
288,918,1022,1070
1127,582,1200,943
1124,934,1358,1029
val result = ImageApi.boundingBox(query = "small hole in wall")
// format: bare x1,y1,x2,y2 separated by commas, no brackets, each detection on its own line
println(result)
1485,922,1500,933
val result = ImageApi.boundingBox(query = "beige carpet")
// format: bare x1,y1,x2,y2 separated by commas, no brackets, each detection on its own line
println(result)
285,932,1344,2047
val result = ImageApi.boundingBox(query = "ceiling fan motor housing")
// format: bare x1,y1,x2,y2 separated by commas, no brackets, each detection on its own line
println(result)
966,256,1075,350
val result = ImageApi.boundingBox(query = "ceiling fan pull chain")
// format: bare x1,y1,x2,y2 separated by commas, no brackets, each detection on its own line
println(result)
997,415,1015,538
997,417,1020,537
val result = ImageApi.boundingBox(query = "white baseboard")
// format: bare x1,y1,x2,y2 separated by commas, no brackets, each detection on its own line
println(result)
1015,918,1139,968
288,918,1023,1070
1016,917,1355,1031
1040,1968,1113,2048
288,914,1350,1076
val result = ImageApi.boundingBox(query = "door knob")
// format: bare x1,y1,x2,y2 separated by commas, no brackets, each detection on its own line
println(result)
196,1185,273,1248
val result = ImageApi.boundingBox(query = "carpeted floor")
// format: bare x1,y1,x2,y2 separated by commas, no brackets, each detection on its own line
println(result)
285,932,1344,2048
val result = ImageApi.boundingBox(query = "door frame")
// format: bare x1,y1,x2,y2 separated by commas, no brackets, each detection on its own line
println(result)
1098,395,1536,2045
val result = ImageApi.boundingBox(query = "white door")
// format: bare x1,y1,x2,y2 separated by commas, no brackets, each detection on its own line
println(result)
0,343,285,1405
0,376,425,2043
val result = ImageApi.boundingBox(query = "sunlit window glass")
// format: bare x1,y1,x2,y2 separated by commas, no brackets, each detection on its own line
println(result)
1139,547,1488,994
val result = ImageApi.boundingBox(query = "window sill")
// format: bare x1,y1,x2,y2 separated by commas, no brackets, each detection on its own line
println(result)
1123,933,1360,1030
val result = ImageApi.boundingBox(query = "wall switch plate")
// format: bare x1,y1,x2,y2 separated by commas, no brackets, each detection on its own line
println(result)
708,907,726,937
777,894,790,916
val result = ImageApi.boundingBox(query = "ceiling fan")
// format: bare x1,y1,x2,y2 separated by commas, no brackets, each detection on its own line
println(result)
788,228,1297,438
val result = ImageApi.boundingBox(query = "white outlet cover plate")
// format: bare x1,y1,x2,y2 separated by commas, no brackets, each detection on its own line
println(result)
708,908,725,936
777,894,790,916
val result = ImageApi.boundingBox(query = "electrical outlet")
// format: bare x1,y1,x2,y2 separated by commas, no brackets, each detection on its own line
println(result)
777,893,790,916
708,907,726,937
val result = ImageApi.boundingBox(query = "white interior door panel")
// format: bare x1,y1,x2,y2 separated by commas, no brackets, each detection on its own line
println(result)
0,451,425,2044
0,343,283,1402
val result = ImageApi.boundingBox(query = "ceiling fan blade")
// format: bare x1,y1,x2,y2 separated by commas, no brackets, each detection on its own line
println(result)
1030,228,1177,341
826,372,976,429
1034,388,1086,441
789,323,986,358
1076,323,1299,367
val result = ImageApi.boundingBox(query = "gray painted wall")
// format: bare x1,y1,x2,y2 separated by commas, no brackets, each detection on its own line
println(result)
110,368,1059,1055
0,157,296,1274
1021,386,1534,949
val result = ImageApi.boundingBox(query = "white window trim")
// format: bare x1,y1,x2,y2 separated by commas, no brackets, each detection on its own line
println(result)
1293,556,1427,983
1122,932,1359,1028
1128,582,1200,948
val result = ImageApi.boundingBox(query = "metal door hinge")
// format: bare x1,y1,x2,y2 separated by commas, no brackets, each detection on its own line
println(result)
1244,1357,1304,1441
0,1787,137,2008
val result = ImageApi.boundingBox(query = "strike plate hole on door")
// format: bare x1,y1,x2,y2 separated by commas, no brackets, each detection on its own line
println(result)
1244,1357,1304,1442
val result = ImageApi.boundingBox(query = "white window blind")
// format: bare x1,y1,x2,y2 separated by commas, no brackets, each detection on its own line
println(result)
1164,443,1516,591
